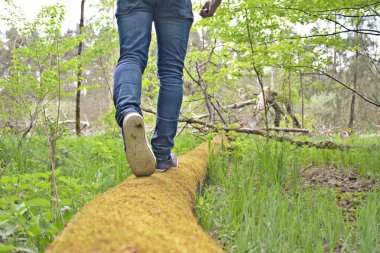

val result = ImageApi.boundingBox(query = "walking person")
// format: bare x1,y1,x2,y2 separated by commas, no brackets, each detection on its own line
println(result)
113,0,222,177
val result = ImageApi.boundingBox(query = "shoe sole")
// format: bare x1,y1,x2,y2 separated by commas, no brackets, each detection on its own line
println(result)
123,113,156,177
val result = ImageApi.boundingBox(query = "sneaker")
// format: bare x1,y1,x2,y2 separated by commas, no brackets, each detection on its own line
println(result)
156,153,178,173
122,112,156,177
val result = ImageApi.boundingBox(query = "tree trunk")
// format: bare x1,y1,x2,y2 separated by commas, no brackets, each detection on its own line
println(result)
333,12,337,75
299,72,304,128
287,73,301,128
265,91,283,128
204,92,215,123
348,93,356,129
76,0,86,136
348,15,363,129
348,50,359,129
286,102,301,128
272,102,283,127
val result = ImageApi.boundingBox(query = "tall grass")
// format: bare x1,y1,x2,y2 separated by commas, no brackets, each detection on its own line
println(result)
197,135,380,252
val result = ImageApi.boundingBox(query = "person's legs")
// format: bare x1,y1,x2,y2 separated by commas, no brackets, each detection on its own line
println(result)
151,0,193,162
114,0,157,176
114,0,153,126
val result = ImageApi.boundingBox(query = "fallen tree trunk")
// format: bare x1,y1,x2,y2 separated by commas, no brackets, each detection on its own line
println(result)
188,119,349,150
46,137,227,253
141,107,349,150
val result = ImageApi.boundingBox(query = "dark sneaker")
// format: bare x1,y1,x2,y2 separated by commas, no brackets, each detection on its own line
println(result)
122,112,156,177
156,153,178,173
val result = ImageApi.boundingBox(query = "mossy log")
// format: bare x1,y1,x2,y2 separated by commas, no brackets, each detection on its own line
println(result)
45,137,226,253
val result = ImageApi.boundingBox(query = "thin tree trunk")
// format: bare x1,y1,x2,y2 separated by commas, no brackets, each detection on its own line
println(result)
195,62,216,124
50,32,64,224
245,9,269,135
348,14,362,129
202,86,215,123
286,103,301,128
99,55,113,102
287,73,300,128
333,12,337,75
265,91,283,127
76,0,86,136
272,102,283,127
348,52,358,129
348,93,356,128
299,72,305,128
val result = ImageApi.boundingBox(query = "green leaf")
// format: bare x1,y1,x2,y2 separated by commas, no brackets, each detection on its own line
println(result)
60,199,72,206
0,244,16,253
27,225,42,237
41,211,54,221
35,172,50,180
36,181,51,189
25,198,50,208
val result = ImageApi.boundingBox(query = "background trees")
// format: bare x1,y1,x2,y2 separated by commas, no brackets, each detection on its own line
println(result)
1,0,378,136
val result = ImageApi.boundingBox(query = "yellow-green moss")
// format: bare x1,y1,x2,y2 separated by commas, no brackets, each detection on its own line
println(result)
45,137,226,253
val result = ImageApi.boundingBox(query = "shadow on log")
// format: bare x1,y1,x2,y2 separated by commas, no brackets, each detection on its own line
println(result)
45,137,227,253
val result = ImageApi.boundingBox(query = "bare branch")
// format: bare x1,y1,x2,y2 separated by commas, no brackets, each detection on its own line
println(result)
295,67,380,107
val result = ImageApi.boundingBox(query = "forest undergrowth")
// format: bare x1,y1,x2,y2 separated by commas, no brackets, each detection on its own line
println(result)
196,134,380,253
0,132,201,252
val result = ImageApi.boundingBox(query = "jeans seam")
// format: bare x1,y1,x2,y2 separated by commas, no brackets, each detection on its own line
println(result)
168,0,193,20
116,0,141,16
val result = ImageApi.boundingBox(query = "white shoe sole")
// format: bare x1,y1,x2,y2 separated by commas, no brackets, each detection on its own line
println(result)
123,113,156,177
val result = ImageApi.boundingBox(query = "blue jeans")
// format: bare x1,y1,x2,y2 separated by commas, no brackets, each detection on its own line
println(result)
114,0,193,161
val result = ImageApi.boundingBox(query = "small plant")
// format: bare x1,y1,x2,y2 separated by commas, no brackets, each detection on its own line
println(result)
0,170,97,251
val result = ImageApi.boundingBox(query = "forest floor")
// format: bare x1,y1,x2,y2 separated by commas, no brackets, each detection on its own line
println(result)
300,165,373,223
0,131,379,252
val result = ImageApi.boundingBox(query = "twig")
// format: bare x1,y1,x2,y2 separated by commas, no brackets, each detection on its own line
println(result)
177,123,189,136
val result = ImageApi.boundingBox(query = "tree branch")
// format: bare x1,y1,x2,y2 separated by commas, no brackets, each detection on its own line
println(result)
295,67,380,107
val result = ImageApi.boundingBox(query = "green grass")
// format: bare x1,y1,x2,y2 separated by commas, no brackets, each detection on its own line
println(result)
0,132,201,252
196,135,380,252
1,131,378,252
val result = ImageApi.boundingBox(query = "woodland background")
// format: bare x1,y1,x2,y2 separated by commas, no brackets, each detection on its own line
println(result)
0,0,379,252
1,0,379,136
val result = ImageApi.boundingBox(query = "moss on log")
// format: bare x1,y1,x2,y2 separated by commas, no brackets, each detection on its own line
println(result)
45,137,226,253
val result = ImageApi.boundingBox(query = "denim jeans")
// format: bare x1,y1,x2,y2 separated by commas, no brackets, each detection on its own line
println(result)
114,0,193,161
